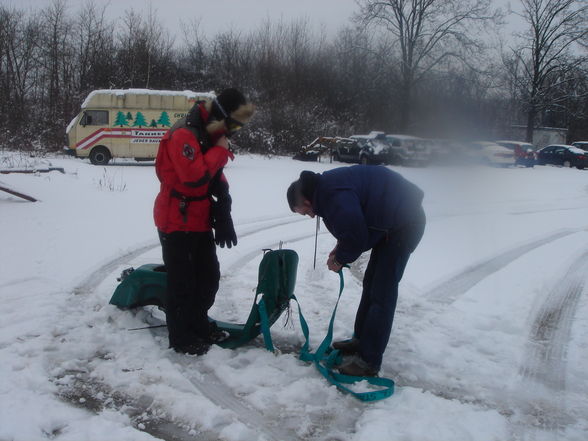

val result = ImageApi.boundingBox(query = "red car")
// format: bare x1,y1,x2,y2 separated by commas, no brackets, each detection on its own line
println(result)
496,140,536,167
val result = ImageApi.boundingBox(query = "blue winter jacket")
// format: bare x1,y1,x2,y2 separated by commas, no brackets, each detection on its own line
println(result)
312,165,424,264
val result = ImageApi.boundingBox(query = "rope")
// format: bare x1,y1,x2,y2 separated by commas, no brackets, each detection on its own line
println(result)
293,269,395,402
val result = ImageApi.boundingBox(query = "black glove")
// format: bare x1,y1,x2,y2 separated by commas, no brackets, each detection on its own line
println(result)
211,197,237,248
209,168,237,248
213,214,237,248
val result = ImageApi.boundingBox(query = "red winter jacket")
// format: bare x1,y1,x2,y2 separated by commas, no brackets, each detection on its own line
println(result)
153,105,233,233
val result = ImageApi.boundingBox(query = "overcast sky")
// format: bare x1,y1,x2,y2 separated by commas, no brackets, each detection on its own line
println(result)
9,0,529,49
12,0,361,39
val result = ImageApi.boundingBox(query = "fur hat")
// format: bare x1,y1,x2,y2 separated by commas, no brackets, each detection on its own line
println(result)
212,88,255,124
205,88,254,135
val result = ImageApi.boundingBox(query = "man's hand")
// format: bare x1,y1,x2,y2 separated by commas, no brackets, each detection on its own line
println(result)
327,253,343,272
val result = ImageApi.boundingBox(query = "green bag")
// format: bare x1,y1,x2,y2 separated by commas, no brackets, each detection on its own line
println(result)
109,249,299,349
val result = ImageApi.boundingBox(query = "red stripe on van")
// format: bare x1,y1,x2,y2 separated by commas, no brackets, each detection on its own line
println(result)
75,128,166,150
78,133,131,150
76,128,105,147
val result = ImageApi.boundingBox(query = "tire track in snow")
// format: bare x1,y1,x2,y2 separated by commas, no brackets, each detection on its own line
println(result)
72,242,160,295
0,276,51,289
72,215,306,296
514,250,588,437
225,231,329,273
170,355,305,441
143,313,362,441
424,228,579,304
317,222,588,436
373,228,587,436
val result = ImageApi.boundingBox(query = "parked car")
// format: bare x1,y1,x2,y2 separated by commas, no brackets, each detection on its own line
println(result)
349,132,395,165
468,141,516,167
495,140,536,167
293,136,350,162
385,134,430,166
571,141,588,151
331,137,364,163
536,145,588,169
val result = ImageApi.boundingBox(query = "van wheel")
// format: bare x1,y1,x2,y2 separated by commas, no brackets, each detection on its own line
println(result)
89,146,111,165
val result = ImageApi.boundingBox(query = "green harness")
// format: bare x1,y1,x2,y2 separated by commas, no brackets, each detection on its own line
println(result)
109,249,394,401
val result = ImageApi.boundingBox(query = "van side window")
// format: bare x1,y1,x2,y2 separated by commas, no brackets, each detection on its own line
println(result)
83,110,108,126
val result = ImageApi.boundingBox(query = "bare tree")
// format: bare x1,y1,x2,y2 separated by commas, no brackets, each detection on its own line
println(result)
331,26,397,132
508,0,588,142
0,7,40,127
177,18,211,89
38,0,71,125
74,1,115,94
116,7,174,89
356,0,500,131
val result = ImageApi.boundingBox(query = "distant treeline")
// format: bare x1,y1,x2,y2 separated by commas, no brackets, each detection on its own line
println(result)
1,0,587,153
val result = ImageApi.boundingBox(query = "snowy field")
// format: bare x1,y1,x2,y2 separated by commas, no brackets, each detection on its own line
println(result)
1,152,588,441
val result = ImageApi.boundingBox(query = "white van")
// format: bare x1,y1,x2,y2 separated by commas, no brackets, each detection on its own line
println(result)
65,89,214,165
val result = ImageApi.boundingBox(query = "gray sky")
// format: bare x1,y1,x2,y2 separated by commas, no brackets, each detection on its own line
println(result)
9,0,526,48
11,0,361,39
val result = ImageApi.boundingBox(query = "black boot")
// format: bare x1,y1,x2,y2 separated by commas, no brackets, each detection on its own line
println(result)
338,355,379,377
208,321,230,344
332,337,360,355
172,338,211,355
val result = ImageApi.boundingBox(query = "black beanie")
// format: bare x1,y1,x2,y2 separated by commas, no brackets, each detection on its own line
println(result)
299,171,319,201
212,88,247,119
287,181,298,212
286,171,318,212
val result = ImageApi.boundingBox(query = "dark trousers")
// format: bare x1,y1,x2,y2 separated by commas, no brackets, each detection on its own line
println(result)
158,230,220,348
354,206,426,368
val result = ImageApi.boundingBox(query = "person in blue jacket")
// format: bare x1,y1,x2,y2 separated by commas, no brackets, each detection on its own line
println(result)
287,165,425,376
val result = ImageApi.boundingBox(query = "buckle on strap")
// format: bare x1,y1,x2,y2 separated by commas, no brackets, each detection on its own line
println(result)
170,189,209,222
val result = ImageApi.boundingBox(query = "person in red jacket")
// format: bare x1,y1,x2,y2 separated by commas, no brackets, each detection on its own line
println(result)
154,88,254,355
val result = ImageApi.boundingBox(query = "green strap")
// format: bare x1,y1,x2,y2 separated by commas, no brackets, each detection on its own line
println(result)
257,298,275,352
294,270,395,402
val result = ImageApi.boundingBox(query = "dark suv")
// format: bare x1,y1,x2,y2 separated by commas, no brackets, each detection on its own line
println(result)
331,138,364,163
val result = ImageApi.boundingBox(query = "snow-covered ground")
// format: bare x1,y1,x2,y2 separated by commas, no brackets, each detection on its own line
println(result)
1,152,587,441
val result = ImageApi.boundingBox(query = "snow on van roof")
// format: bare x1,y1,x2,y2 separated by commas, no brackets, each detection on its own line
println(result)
81,89,215,108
